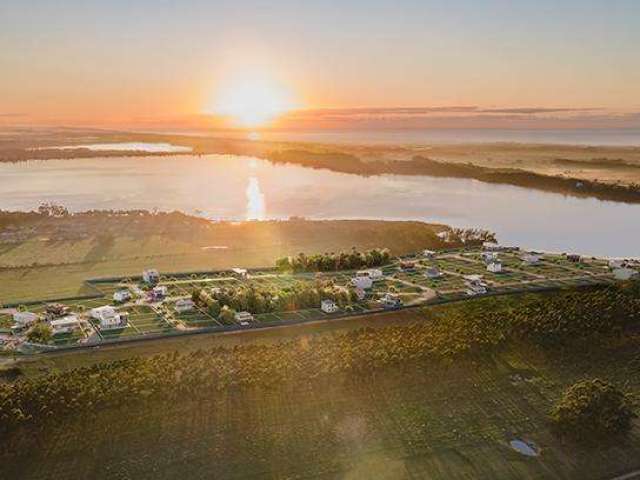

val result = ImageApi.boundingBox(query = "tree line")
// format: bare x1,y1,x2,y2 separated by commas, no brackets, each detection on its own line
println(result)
276,248,391,273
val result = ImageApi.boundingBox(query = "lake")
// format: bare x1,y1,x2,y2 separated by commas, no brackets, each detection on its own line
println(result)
1,154,639,257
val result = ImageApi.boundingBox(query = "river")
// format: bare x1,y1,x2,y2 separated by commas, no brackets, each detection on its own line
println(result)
1,154,639,257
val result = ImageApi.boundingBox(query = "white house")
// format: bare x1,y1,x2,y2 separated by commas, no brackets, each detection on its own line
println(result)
360,269,384,281
321,299,339,313
351,275,373,290
521,253,542,265
463,274,484,284
423,250,436,259
142,269,160,284
175,298,195,313
380,293,402,309
487,261,503,273
50,315,79,334
235,311,254,324
232,268,248,278
113,289,131,303
613,268,638,281
482,242,503,251
466,283,488,296
13,311,39,327
481,251,499,264
90,306,124,329
152,285,168,299
425,267,442,279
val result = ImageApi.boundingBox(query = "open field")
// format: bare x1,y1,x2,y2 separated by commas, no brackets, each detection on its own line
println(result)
0,213,451,304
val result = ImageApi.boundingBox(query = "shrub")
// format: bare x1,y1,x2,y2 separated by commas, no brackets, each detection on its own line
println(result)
550,379,636,439
26,323,53,345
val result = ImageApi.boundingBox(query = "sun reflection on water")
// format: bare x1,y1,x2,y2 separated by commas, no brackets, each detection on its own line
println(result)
246,176,266,220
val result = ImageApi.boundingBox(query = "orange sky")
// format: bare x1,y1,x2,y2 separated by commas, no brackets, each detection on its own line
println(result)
2,1,639,130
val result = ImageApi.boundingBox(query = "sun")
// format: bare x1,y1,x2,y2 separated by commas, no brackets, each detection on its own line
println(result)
209,76,297,128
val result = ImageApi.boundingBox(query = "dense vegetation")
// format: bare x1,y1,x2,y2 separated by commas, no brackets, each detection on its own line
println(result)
192,280,356,316
550,379,636,439
1,283,639,436
276,248,391,272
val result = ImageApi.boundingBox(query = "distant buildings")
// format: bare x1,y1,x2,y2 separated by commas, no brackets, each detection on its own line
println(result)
481,251,499,264
566,254,582,263
464,275,488,296
142,269,160,284
321,299,339,314
232,268,248,278
357,269,384,281
423,250,436,259
152,285,168,300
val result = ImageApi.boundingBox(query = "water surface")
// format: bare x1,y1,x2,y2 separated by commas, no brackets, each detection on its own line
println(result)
1,154,639,257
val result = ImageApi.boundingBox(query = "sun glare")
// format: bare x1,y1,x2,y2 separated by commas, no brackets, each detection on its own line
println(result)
210,76,297,128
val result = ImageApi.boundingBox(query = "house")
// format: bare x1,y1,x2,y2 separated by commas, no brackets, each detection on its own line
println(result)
175,298,195,313
232,268,248,278
113,289,131,303
90,306,125,329
423,250,436,259
152,285,168,299
487,261,503,273
354,287,367,301
13,311,39,327
234,311,254,324
521,253,542,265
481,251,499,264
321,299,339,314
566,254,582,263
482,242,503,251
358,269,384,281
424,267,442,279
50,315,79,334
380,293,402,309
466,283,488,296
463,274,485,284
351,275,373,290
399,261,416,271
613,268,638,281
142,269,160,284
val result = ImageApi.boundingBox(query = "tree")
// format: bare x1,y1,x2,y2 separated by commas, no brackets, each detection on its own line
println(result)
550,379,636,439
219,306,236,324
27,323,53,345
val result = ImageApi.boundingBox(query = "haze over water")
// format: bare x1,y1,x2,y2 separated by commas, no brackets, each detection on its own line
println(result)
1,154,639,257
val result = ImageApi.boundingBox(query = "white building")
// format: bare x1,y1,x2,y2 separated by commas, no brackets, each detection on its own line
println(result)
321,299,339,313
521,253,542,265
152,285,168,298
380,293,402,309
113,289,131,303
351,275,373,290
487,261,503,273
481,251,499,264
50,315,79,334
142,269,160,284
235,311,254,324
613,268,638,281
463,274,485,284
423,250,436,259
360,269,384,281
425,267,442,279
175,298,195,313
466,283,488,296
13,311,39,327
482,242,503,251
232,268,248,278
90,306,124,329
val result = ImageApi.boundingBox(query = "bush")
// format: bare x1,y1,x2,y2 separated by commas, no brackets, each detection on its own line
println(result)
26,323,53,345
550,379,636,439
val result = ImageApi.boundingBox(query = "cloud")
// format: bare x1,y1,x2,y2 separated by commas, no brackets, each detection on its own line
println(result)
478,107,601,114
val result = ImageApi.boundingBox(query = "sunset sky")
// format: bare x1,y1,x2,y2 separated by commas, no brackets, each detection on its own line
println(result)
2,0,639,129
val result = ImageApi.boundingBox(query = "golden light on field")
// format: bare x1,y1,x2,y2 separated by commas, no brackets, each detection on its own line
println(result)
208,75,298,128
